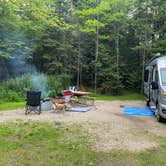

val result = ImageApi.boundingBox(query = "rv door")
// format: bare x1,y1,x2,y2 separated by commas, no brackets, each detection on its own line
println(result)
151,66,159,103
144,69,150,98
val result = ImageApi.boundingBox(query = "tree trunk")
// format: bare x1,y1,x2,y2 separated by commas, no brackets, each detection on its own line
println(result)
115,27,120,80
80,63,82,88
141,48,145,93
116,32,120,78
94,26,99,93
77,33,81,89
141,5,148,93
94,0,99,93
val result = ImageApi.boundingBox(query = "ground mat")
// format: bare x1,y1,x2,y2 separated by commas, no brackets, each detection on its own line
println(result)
66,107,91,112
124,107,155,116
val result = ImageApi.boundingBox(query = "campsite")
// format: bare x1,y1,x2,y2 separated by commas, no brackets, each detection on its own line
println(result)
0,98,166,165
1,0,166,165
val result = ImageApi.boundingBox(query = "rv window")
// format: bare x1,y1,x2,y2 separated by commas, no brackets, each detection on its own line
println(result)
144,70,149,82
160,68,166,85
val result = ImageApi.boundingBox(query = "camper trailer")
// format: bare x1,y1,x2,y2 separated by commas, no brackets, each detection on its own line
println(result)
144,56,166,122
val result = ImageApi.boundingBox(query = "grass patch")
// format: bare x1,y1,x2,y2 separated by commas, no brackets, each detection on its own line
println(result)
0,101,25,111
0,121,99,166
93,92,145,101
0,121,166,166
137,141,166,166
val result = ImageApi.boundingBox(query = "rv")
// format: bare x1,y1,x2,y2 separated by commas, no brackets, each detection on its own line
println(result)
144,56,166,122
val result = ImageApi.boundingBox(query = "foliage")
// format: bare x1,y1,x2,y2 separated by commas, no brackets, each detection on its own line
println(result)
0,74,67,102
1,0,166,94
0,74,31,101
47,75,63,98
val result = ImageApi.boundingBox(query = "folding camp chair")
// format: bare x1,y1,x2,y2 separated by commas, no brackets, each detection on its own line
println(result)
25,91,42,115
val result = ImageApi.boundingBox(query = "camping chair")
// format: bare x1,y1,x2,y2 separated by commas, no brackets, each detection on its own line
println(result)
25,91,42,115
54,90,73,103
63,90,72,103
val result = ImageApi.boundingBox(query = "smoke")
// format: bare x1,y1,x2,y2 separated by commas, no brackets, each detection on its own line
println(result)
8,53,36,77
8,53,49,98
30,73,48,99
0,31,49,98
0,31,36,78
9,53,49,98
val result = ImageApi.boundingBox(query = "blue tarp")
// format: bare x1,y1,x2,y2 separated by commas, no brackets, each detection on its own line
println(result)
66,107,91,112
124,107,155,117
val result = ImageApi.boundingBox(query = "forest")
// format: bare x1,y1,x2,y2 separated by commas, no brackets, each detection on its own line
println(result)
0,0,166,100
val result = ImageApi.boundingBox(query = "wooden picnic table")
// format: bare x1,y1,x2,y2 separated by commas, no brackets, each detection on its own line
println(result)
72,91,94,106
72,91,91,97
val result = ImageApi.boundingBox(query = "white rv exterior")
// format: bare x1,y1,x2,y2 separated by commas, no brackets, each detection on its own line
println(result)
144,56,166,122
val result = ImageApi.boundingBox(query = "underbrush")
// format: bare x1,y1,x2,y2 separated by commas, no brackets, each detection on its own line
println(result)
0,74,68,102
0,74,144,103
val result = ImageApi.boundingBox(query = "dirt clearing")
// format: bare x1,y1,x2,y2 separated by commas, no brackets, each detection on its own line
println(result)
0,100,166,152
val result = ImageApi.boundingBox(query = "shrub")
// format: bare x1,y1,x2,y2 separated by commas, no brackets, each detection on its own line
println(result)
98,73,124,95
47,76,63,98
6,91,22,102
0,74,66,102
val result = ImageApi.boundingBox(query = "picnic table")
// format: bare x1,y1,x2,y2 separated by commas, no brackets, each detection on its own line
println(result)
72,91,91,97
72,91,95,106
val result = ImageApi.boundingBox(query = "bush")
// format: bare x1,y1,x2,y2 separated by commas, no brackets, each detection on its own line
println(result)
98,80,124,95
0,75,31,102
6,91,22,102
47,76,63,98
0,89,22,102
98,71,124,95
0,74,66,102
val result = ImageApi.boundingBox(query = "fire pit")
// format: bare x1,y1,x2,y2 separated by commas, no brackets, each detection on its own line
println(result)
41,98,53,111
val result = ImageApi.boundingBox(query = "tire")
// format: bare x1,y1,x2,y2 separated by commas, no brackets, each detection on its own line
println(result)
156,104,165,122
156,114,165,122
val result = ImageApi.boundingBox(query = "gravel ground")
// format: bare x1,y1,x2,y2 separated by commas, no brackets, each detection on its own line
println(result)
0,100,166,152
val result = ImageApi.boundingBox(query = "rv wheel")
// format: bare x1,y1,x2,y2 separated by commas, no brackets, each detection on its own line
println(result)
156,114,165,122
156,104,165,122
